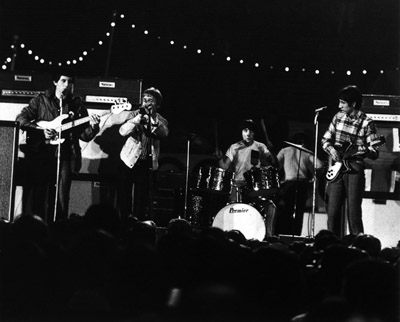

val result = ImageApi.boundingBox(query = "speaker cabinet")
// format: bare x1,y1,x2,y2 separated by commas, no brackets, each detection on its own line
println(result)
69,179,117,216
0,121,19,222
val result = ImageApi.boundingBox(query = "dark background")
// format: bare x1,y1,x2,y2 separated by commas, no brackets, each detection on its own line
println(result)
1,0,399,155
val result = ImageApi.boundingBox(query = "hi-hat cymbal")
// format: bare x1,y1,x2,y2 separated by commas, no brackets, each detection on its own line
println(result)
283,141,314,155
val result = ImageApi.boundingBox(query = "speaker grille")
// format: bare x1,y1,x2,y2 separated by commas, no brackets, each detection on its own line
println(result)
0,121,18,221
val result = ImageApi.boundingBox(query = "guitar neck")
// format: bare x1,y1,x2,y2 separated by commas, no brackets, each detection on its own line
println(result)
60,116,90,131
60,111,109,131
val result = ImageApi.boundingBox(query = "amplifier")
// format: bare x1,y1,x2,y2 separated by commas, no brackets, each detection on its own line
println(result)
362,94,400,122
0,71,52,98
74,77,142,105
0,121,19,222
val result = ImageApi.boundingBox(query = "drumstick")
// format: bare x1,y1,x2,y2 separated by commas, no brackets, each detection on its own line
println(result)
213,118,220,155
260,118,273,150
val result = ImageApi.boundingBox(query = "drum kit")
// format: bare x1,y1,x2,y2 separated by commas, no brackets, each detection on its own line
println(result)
177,129,316,241
184,164,280,241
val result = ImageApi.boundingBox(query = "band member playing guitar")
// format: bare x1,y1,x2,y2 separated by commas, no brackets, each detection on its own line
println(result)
16,69,101,223
321,85,381,237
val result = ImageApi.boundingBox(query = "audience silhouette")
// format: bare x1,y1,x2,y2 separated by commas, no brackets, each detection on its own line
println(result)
0,205,399,322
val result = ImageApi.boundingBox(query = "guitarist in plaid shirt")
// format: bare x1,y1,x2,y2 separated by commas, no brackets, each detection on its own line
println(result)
321,85,380,237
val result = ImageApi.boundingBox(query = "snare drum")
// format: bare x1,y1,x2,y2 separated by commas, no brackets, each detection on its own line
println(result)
243,166,280,197
212,203,266,241
194,166,234,194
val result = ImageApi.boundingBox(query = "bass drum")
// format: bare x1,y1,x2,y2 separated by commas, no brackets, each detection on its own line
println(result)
212,203,266,241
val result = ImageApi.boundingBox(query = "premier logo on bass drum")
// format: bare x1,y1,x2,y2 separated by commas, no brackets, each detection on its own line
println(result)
229,207,249,213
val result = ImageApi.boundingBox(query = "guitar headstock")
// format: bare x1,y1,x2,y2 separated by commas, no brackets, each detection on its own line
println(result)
110,99,132,114
370,135,386,149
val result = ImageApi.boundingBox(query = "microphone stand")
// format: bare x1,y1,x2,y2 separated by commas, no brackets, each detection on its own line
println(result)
144,109,154,221
53,96,63,222
183,135,192,220
309,111,321,238
291,150,302,236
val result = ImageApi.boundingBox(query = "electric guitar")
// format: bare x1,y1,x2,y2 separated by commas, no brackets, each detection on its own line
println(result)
325,136,385,182
36,102,132,145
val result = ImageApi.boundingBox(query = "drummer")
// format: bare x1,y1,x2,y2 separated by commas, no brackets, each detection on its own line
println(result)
217,118,278,203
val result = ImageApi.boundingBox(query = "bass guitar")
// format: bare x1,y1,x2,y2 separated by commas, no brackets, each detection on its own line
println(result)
325,136,385,182
36,101,131,145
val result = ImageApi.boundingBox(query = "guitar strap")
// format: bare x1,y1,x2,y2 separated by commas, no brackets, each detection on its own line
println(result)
351,116,364,146
346,116,365,171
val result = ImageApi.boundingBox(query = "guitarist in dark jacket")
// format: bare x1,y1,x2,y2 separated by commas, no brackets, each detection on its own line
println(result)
321,85,380,237
16,69,100,223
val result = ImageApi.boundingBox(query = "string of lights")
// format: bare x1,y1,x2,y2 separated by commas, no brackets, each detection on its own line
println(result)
1,12,397,76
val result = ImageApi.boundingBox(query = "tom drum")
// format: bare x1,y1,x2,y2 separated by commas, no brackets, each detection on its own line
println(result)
243,166,280,197
194,166,234,194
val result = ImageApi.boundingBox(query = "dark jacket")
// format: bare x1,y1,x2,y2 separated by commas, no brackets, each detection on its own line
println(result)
16,87,99,172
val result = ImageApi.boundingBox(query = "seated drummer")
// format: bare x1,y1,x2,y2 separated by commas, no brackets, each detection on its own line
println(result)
217,118,278,203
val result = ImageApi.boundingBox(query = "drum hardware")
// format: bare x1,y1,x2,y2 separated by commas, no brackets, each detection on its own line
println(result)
283,141,314,156
181,132,210,220
234,184,242,203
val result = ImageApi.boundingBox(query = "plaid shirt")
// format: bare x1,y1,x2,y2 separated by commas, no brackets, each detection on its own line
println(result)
321,110,380,161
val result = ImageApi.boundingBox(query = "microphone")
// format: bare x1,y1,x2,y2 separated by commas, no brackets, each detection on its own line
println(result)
139,107,147,115
139,102,149,115
315,106,327,112
60,88,69,99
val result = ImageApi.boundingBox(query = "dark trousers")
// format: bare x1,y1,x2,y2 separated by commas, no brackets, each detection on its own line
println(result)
326,169,365,237
276,180,310,236
117,159,153,222
23,154,71,223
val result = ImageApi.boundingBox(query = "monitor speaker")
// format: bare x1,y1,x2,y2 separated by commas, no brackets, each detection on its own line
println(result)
0,121,19,222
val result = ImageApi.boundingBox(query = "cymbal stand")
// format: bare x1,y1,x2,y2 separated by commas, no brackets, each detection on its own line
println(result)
53,97,63,222
309,111,321,238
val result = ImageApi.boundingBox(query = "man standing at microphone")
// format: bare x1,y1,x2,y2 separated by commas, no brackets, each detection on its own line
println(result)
117,87,169,222
321,85,380,236
16,69,101,223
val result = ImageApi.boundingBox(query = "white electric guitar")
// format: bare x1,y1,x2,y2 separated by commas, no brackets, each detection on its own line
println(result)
36,101,132,145
325,136,385,182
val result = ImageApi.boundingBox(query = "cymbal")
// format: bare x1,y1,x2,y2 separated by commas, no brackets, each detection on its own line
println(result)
283,141,314,155
170,129,211,152
182,131,209,146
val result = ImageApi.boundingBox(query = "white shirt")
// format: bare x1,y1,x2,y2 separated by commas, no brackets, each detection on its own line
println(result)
225,140,271,182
